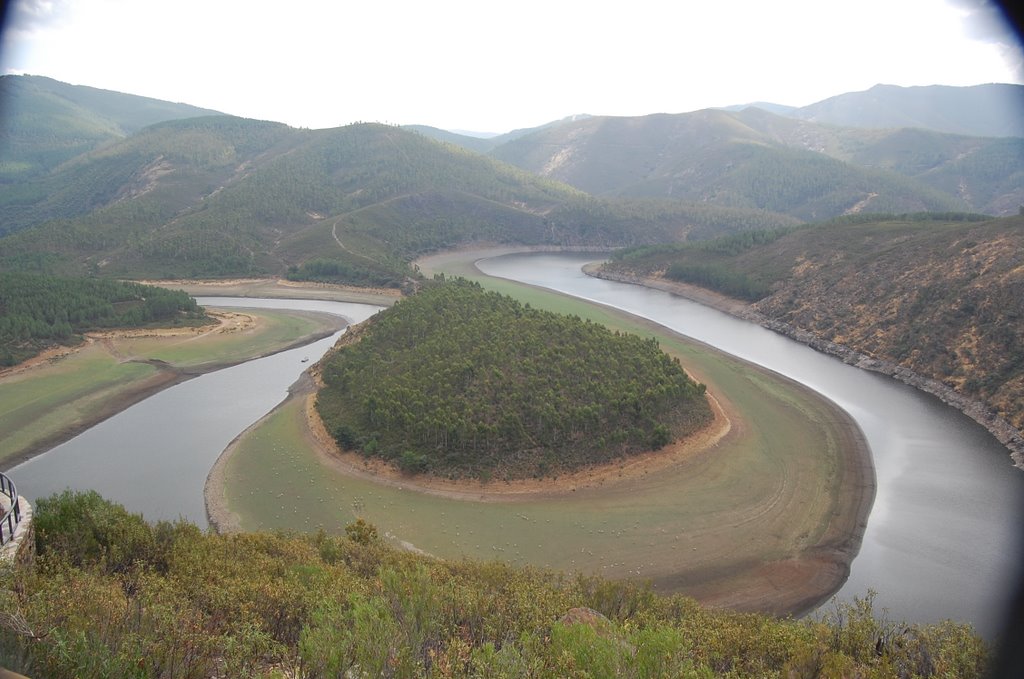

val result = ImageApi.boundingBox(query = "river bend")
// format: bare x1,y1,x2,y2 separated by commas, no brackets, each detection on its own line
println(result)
11,262,1024,637
477,251,1024,638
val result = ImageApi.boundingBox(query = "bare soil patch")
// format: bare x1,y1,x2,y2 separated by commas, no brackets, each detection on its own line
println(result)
140,277,401,306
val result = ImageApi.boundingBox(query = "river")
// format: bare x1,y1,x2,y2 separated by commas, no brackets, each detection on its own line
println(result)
11,257,1024,637
477,251,1024,638
9,298,382,526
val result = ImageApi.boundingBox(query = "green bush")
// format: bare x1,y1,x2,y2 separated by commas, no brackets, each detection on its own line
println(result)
0,498,992,678
33,489,157,573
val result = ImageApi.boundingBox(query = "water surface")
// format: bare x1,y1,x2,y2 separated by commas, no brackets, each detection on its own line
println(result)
477,251,1024,637
11,298,381,525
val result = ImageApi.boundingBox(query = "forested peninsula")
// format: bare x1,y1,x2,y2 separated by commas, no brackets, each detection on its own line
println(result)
0,272,205,366
315,279,712,480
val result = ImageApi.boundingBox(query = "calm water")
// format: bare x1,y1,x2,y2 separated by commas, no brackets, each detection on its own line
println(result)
12,261,1024,636
10,298,381,525
477,252,1024,638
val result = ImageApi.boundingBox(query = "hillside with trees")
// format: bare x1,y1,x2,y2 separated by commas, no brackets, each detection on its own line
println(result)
7,78,1020,290
0,74,224,184
0,105,800,285
600,214,1024,437
487,107,1022,218
315,279,712,479
0,489,988,678
0,272,205,365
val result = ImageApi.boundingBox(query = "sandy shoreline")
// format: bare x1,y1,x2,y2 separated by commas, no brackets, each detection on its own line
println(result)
204,375,732,527
142,277,401,306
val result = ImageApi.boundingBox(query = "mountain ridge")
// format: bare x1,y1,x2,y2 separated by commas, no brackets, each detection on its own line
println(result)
485,104,1023,217
2,76,1021,287
789,83,1024,138
0,74,225,182
2,115,799,283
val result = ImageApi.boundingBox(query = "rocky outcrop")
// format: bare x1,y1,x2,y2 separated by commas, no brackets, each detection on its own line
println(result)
760,317,1024,468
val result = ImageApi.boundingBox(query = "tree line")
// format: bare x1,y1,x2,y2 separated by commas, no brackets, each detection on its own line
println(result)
0,272,204,365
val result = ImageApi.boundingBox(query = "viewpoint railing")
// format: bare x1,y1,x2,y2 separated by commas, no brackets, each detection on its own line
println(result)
0,471,22,546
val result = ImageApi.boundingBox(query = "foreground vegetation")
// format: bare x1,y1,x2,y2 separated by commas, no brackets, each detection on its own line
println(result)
316,279,711,479
603,214,1024,431
0,271,205,366
0,491,989,678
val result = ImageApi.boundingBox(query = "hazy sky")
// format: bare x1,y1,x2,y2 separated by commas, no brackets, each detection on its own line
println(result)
1,0,1021,133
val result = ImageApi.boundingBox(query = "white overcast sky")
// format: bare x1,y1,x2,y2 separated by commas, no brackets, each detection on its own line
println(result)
1,0,1021,133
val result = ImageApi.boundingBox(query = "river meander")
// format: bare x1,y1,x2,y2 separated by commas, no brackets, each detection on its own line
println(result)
10,255,1024,638
477,251,1024,638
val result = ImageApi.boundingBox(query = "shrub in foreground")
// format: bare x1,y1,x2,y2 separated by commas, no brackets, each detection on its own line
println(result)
0,491,991,678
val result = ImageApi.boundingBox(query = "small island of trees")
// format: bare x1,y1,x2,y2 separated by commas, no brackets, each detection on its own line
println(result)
315,278,712,480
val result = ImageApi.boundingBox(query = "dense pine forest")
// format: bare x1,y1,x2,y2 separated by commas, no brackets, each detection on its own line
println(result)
0,272,205,365
316,279,712,479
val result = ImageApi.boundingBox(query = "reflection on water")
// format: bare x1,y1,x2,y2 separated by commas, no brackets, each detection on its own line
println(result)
477,252,1024,638
11,298,381,525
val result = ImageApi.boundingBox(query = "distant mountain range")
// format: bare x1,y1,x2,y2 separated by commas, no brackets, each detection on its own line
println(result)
1,110,792,283
485,105,1023,218
1,75,1021,285
718,83,1024,138
785,83,1024,138
411,84,1024,219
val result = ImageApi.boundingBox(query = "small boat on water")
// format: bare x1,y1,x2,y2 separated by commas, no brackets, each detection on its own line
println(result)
301,357,309,363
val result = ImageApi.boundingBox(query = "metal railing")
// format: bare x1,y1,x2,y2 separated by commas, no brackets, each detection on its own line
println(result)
0,472,22,546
